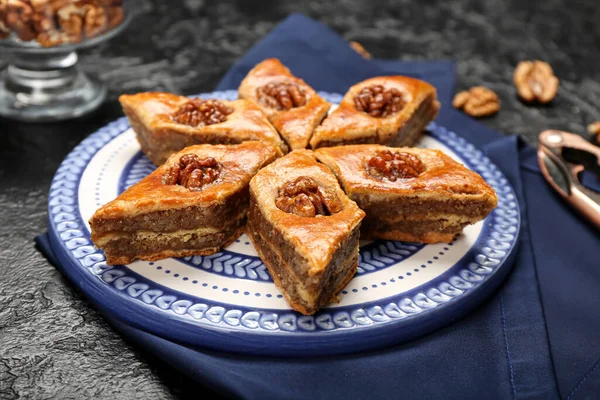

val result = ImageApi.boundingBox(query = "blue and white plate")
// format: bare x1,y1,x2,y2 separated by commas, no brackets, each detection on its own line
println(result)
47,90,520,357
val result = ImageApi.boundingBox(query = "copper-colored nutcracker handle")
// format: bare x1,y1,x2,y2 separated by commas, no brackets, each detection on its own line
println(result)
538,130,600,229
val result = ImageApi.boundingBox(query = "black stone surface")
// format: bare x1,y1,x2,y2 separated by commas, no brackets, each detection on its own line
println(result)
0,0,598,398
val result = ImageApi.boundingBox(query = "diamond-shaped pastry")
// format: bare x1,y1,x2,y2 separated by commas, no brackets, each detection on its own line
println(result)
315,145,497,243
247,150,365,315
90,142,280,265
238,58,331,150
310,76,440,149
119,92,287,165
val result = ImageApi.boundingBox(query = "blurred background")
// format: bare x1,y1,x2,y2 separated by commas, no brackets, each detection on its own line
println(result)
3,0,599,138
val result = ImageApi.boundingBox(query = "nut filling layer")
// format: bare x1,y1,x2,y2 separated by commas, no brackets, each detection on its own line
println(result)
172,99,233,127
256,81,307,110
367,150,425,181
164,154,221,190
275,176,342,217
354,85,406,118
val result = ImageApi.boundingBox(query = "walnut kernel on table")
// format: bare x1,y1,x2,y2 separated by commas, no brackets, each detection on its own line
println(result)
452,86,500,117
588,121,600,143
513,60,559,104
350,41,372,59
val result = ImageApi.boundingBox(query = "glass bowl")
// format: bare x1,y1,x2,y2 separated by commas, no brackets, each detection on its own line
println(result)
0,1,133,122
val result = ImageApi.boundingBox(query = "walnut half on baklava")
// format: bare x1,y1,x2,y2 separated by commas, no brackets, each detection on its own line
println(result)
89,142,279,265
247,150,365,315
119,92,287,165
238,58,331,150
315,145,498,243
310,76,440,149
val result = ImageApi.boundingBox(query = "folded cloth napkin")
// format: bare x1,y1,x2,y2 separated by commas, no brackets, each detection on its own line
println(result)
36,13,600,400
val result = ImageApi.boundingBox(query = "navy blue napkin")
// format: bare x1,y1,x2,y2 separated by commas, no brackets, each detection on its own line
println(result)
37,13,600,400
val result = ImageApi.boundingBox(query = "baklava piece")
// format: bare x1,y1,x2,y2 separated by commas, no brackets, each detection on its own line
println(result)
119,92,286,165
310,76,440,149
238,58,331,150
315,145,498,243
90,142,279,265
247,150,365,315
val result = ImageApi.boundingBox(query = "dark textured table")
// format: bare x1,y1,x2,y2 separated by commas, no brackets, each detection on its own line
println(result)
1,0,598,398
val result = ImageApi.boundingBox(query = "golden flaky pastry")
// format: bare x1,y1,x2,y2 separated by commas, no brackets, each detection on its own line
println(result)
90,142,279,265
247,150,365,315
310,76,440,149
238,58,331,150
315,145,497,243
119,92,286,165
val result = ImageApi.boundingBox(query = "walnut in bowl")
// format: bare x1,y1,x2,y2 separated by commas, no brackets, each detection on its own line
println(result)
0,0,125,47
0,0,132,121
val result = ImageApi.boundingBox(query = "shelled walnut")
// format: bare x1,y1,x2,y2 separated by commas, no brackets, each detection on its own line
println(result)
349,41,372,59
29,0,70,13
452,86,500,117
0,0,124,47
367,150,425,181
4,0,37,41
172,99,233,127
275,176,342,217
588,121,600,143
107,4,123,28
256,81,307,110
354,85,405,118
0,1,8,39
513,60,559,104
164,154,221,191
57,4,83,38
82,3,107,37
